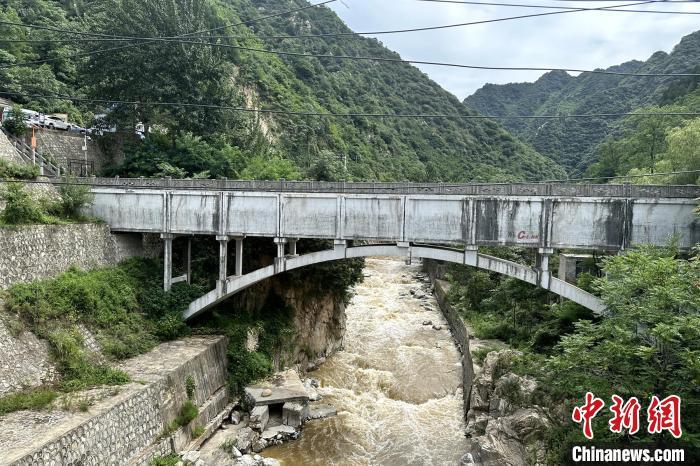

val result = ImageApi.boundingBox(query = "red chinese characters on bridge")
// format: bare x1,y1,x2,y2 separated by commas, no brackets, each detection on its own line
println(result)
572,393,683,439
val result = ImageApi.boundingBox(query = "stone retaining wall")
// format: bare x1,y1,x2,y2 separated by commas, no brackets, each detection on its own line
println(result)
0,224,145,289
423,259,474,418
3,336,229,466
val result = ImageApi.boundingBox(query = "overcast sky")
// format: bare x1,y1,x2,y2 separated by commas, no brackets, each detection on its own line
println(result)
327,0,700,100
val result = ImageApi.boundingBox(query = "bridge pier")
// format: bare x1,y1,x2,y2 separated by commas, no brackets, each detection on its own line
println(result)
162,233,175,291
216,235,232,297
274,237,288,274
289,239,298,257
536,248,554,289
464,245,478,267
234,237,244,277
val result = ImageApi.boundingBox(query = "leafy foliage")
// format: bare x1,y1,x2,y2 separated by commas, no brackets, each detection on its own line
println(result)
0,183,45,224
0,158,39,180
2,107,27,137
446,248,595,351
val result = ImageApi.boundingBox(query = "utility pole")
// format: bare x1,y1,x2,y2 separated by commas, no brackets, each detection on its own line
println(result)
82,133,88,176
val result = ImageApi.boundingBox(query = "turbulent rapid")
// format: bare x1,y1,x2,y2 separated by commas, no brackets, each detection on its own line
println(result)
265,258,468,465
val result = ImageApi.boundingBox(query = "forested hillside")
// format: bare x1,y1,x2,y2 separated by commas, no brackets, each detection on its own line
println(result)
465,30,700,175
0,0,566,182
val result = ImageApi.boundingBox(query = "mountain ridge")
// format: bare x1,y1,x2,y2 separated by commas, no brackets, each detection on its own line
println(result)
464,30,700,174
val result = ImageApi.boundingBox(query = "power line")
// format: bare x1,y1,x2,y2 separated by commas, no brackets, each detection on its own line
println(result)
3,91,699,120
0,0,661,69
414,0,700,13
3,23,700,77
0,0,338,69
4,0,699,47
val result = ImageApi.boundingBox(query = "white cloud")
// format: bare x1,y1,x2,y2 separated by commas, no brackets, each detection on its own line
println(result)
327,0,700,99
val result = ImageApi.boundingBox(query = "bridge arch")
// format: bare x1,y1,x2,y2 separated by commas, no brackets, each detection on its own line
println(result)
183,243,606,321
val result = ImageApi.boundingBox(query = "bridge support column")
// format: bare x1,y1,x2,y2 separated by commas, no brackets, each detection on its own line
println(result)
333,239,347,253
464,245,478,267
234,237,244,277
216,236,231,297
536,248,554,290
289,239,298,257
161,233,175,292
397,242,411,265
274,238,288,274
186,237,192,284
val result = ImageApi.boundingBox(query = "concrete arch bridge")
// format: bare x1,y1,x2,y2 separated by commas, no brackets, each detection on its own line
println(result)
79,178,700,320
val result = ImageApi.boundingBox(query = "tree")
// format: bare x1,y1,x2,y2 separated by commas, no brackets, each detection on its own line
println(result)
82,0,240,136
240,155,301,181
546,245,700,441
664,119,700,185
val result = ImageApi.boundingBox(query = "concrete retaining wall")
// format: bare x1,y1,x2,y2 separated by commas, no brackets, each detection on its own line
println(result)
423,259,474,419
0,224,145,289
3,336,229,466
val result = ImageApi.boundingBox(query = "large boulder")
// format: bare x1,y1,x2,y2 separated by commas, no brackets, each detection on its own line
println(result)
235,427,258,454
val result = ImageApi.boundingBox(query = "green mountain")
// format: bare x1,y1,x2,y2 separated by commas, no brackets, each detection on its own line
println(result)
0,0,565,182
464,30,700,175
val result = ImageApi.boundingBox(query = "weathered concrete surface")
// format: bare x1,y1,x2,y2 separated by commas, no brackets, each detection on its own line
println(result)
85,184,700,250
0,224,145,289
245,370,309,407
1,336,228,466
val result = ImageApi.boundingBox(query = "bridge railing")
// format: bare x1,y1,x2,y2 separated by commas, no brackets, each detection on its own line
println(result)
58,177,700,198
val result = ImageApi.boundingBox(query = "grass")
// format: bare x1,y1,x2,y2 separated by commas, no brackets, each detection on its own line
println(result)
0,258,205,417
192,425,205,438
0,389,59,416
149,454,180,466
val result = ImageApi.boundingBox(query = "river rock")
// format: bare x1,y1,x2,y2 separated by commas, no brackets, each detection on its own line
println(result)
303,378,322,401
261,388,272,397
249,405,269,431
465,350,553,466
181,451,200,463
235,427,257,453
230,410,242,425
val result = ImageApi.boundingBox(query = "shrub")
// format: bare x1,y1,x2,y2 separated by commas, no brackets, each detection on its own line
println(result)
185,375,195,401
0,159,39,180
54,179,94,219
2,107,27,137
0,183,44,224
174,400,199,427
